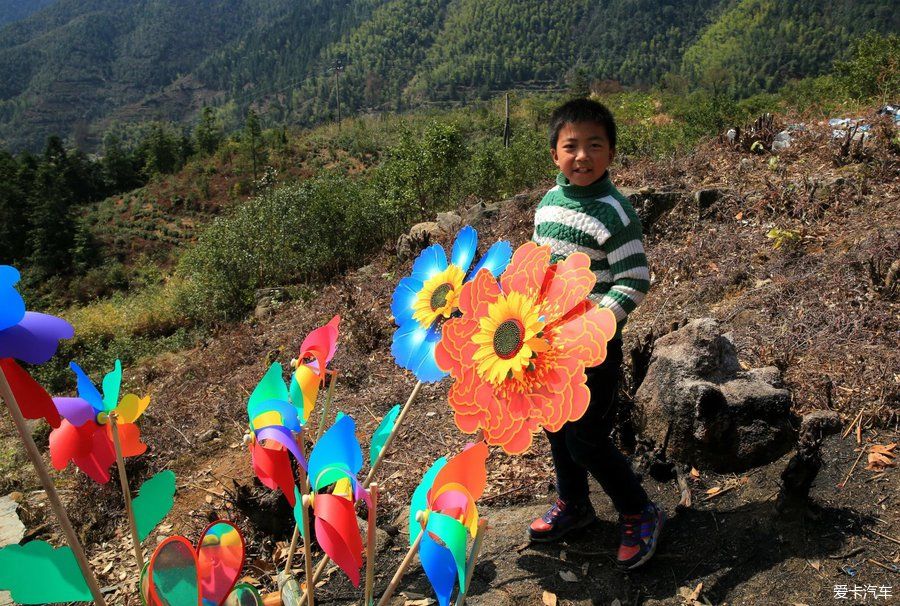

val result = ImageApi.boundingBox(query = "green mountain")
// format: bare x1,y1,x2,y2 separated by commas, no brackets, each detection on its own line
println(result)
0,0,895,151
0,0,56,27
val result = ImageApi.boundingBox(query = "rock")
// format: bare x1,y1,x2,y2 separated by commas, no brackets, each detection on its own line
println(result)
777,411,842,511
436,211,462,234
197,428,219,442
0,494,25,547
621,188,685,231
634,318,798,472
396,221,441,263
462,201,501,227
771,130,792,152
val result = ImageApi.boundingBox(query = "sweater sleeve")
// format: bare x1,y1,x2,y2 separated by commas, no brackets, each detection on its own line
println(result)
593,221,650,323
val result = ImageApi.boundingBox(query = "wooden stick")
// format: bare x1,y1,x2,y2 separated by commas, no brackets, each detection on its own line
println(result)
838,447,867,488
364,483,379,606
365,380,423,486
842,408,864,439
301,380,424,606
315,370,339,442
0,368,108,606
869,529,900,546
376,526,425,606
108,411,143,570
867,558,898,573
284,430,313,574
296,474,316,606
454,519,488,606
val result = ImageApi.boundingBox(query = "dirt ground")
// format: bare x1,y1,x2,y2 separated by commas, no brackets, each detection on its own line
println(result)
1,110,898,605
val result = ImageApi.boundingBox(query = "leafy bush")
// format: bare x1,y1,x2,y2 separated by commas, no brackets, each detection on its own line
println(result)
835,32,900,103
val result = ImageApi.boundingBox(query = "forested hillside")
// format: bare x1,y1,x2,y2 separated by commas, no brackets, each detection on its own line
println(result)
0,0,55,27
0,0,896,151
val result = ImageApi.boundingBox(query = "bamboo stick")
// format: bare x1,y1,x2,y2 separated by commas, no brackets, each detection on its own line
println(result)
0,368,108,606
296,478,315,606
376,526,425,606
364,483,379,606
454,520,488,606
108,411,143,570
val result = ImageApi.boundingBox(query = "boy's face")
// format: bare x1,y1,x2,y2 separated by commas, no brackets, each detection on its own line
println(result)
551,121,615,187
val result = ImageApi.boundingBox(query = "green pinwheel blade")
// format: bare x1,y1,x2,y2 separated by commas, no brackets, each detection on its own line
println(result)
409,457,447,546
0,541,92,603
369,404,400,467
248,362,290,409
134,470,177,541
101,359,123,412
224,583,264,605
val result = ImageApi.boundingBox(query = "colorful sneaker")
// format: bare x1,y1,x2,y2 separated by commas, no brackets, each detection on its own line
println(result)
617,501,665,569
528,499,596,543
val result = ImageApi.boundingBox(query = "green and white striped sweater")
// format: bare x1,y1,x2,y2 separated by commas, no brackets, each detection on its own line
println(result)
532,172,650,338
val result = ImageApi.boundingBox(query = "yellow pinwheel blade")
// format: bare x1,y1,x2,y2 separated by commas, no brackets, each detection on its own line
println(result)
116,394,150,423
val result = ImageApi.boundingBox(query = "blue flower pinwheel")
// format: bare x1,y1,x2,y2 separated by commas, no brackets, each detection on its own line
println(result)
409,442,488,606
391,226,512,382
0,265,73,427
295,414,368,586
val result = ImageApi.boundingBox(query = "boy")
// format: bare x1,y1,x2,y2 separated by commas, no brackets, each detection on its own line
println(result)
529,98,663,570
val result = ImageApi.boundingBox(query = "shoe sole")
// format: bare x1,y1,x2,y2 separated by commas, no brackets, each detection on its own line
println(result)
622,509,666,570
527,513,596,543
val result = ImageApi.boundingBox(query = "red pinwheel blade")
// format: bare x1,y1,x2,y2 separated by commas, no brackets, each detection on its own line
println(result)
196,520,246,606
314,494,363,586
250,440,296,506
49,420,97,470
430,441,488,502
0,358,61,428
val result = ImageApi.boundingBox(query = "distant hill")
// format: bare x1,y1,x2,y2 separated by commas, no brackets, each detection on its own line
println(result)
0,0,55,27
0,0,895,151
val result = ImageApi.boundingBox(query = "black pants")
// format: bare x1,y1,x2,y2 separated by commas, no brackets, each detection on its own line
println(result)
545,340,649,515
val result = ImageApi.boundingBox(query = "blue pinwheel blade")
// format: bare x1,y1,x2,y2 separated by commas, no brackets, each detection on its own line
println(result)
467,240,513,280
449,226,478,273
248,399,302,432
391,319,429,370
0,266,26,331
69,361,103,412
410,245,448,282
419,532,457,606
390,276,424,327
410,324,448,383
308,415,362,491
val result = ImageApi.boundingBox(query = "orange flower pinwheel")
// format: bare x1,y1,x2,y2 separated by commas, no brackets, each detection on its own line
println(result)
435,242,617,454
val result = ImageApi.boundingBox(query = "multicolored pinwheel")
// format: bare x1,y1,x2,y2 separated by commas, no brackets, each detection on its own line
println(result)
409,442,488,606
0,265,73,426
391,226,512,382
48,359,150,483
295,414,369,586
246,315,341,506
143,520,256,606
435,242,617,454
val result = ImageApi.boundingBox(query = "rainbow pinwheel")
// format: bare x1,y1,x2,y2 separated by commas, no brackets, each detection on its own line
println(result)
295,414,369,586
143,520,251,606
391,226,512,382
0,265,73,426
409,442,488,606
290,314,340,423
435,242,617,454
48,359,150,483
247,361,306,505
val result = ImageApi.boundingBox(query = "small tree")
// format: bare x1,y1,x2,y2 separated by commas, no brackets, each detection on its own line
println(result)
243,109,263,181
194,106,222,156
835,32,900,103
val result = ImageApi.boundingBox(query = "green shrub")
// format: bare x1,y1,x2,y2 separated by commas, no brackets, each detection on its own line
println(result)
835,32,900,103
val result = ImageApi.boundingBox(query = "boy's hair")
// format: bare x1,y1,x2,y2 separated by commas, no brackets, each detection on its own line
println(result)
549,98,617,150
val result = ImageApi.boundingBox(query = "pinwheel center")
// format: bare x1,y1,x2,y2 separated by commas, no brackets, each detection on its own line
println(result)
430,283,453,311
493,319,524,359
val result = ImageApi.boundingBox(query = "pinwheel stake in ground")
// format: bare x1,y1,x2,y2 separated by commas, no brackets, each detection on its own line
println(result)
0,265,106,606
435,242,618,454
378,442,489,606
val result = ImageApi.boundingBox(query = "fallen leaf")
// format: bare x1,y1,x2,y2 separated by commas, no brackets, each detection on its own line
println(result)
559,549,567,561
611,600,622,606
705,486,721,495
690,468,700,479
808,559,821,571
559,570,578,582
581,562,590,576
404,599,435,606
542,591,558,606
734,211,744,221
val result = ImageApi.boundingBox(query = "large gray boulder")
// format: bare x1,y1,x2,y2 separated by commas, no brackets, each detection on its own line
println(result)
634,318,798,472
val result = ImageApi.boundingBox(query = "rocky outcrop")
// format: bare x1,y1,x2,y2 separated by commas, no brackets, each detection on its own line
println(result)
634,318,799,472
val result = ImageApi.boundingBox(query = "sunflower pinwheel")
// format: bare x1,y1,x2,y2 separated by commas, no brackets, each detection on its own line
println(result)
391,226,512,382
409,442,487,606
435,242,618,454
295,414,368,586
0,265,73,426
48,360,150,483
